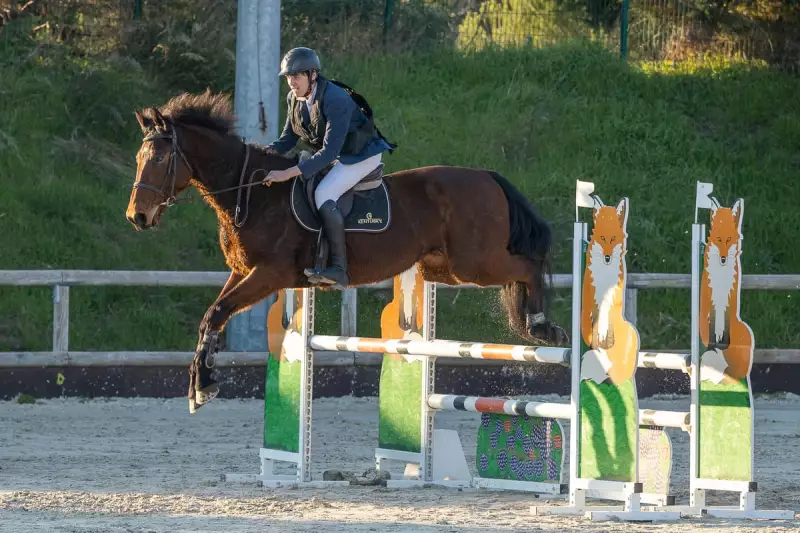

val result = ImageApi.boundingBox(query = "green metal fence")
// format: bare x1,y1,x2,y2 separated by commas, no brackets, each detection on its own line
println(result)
3,0,797,71
376,0,625,54
379,0,797,69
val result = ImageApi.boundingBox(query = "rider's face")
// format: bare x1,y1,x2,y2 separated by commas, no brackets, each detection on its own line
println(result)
287,72,315,98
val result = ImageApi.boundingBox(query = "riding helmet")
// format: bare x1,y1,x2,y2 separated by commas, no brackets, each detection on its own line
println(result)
279,47,321,76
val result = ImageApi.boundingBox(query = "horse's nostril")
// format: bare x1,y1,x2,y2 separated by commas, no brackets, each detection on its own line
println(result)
133,212,147,227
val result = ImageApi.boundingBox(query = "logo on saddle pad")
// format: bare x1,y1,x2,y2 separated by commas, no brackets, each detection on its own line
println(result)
358,212,383,225
290,178,391,233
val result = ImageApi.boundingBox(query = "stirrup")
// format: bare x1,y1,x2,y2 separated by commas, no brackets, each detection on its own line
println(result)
303,267,330,288
312,267,349,289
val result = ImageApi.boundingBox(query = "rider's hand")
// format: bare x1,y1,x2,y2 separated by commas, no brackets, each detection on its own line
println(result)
263,166,301,186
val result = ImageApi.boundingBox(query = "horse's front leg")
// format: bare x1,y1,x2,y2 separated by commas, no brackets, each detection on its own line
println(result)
189,265,279,414
188,270,243,410
198,270,245,344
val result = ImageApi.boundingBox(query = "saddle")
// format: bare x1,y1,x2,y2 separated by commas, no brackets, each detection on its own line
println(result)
290,159,392,275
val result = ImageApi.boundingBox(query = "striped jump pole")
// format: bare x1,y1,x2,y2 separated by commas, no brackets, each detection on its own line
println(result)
311,335,570,363
428,393,573,419
310,334,691,372
428,394,689,431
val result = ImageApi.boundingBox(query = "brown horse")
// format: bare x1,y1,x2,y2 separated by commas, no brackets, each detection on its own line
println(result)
125,91,568,413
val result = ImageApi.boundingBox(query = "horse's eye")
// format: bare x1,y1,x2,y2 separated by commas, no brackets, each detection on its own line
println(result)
153,154,164,163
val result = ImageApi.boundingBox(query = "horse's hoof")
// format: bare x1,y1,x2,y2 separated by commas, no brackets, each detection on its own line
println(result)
527,321,569,347
539,324,569,347
196,382,219,405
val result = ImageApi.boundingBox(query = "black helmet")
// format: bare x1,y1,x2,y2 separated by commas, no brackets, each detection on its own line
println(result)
279,47,321,76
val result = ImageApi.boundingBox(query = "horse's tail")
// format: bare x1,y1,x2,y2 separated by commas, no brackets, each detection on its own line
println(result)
487,171,555,344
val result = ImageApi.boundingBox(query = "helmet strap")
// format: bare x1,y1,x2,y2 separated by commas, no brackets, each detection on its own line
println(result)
302,70,316,99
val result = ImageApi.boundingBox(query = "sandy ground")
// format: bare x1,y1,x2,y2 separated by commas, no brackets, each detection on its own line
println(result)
1,393,799,533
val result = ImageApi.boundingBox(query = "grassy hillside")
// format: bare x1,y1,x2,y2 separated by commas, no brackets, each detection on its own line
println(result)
1,21,798,355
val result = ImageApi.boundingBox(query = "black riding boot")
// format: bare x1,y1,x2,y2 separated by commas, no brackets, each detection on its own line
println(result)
313,200,350,289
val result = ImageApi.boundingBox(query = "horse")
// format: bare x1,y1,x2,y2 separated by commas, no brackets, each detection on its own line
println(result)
125,90,569,413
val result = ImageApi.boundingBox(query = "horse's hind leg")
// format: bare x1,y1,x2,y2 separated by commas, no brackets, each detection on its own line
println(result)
495,254,564,345
449,251,567,346
514,259,569,347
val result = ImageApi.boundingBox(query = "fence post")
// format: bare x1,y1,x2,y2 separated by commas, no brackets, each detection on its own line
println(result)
383,0,395,45
340,288,358,336
53,285,69,352
624,287,638,326
620,0,629,58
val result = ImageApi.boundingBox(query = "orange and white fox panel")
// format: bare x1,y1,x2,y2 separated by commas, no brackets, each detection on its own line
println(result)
377,264,433,458
576,195,641,484
580,197,639,386
564,184,675,516
696,194,754,482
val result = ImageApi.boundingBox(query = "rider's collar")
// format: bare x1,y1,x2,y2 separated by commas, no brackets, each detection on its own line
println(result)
297,81,318,105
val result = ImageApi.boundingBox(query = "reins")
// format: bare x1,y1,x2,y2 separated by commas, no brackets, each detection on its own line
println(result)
133,121,286,227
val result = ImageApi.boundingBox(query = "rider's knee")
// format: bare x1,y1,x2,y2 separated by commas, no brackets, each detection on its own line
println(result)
315,181,336,209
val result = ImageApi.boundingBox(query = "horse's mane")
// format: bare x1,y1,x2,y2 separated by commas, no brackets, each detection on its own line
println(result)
149,90,237,136
142,89,298,163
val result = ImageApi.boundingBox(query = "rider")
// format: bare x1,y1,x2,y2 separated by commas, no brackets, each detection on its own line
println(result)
263,46,394,288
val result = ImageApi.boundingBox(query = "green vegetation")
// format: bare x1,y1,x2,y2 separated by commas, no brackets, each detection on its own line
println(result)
1,14,798,355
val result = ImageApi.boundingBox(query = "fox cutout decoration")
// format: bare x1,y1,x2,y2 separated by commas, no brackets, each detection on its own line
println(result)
266,289,305,362
699,198,754,384
381,265,426,341
378,265,430,454
580,197,639,385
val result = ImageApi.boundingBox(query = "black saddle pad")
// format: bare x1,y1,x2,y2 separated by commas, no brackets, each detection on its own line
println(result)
290,174,391,233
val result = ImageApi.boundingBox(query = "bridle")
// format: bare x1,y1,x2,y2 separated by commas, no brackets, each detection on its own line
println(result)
132,119,277,228
133,122,195,208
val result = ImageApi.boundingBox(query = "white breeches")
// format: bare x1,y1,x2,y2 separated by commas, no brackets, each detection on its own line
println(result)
314,153,382,208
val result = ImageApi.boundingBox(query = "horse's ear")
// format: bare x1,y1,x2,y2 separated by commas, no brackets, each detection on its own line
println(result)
134,110,149,133
150,107,168,131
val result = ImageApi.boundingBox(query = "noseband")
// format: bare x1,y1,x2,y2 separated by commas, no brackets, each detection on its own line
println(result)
133,123,194,208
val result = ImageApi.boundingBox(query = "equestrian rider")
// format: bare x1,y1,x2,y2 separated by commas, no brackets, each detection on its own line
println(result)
263,47,393,288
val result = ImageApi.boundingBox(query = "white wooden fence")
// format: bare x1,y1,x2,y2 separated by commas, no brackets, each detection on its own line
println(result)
0,270,798,368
